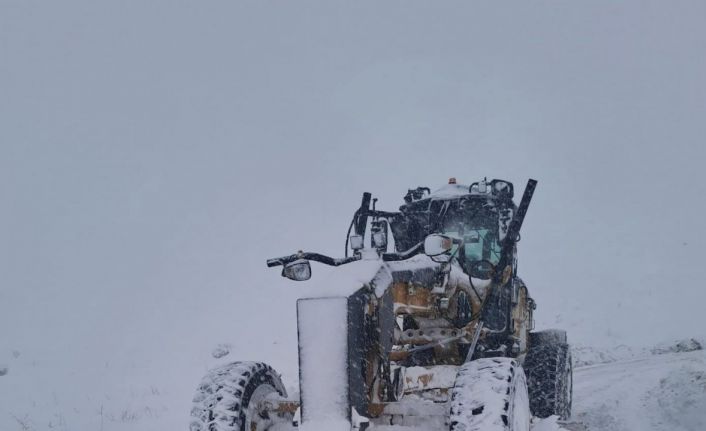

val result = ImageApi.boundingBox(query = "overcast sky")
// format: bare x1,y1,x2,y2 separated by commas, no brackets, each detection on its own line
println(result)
2,1,706,428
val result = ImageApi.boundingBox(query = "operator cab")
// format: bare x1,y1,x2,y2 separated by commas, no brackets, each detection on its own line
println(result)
390,178,516,278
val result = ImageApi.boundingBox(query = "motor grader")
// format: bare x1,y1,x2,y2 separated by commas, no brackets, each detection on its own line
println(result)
190,178,572,431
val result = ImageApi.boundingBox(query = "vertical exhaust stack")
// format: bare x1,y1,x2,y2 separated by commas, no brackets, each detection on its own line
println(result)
354,192,372,237
482,179,538,335
495,179,538,275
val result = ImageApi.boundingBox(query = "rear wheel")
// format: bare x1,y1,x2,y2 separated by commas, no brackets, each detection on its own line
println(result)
190,361,292,431
524,331,572,420
449,357,530,431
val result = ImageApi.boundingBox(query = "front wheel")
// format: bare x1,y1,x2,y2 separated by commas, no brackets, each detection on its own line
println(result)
190,361,292,431
449,357,530,431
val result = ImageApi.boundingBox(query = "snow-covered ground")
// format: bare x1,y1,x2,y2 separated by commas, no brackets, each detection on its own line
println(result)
573,344,706,431
2,338,705,430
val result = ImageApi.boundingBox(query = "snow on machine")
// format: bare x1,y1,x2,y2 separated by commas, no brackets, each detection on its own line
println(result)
190,178,572,431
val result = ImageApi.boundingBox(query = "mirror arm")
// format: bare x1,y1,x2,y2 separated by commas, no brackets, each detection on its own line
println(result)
382,242,424,261
267,252,361,268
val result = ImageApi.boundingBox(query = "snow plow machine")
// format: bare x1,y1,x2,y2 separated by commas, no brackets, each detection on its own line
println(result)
191,178,572,431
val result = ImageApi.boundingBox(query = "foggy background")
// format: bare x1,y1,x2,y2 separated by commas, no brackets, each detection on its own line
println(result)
2,1,706,430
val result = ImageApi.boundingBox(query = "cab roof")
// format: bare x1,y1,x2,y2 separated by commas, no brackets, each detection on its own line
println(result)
399,179,516,212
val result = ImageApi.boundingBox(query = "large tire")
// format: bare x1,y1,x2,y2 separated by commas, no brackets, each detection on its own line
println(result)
529,329,567,347
448,357,530,431
190,361,291,431
524,331,572,420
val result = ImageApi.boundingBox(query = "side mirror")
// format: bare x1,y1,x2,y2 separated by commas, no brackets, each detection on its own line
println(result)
424,234,455,257
490,179,514,198
350,234,364,251
371,220,388,251
282,259,312,281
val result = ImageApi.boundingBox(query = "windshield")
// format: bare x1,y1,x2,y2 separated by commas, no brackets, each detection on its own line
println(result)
389,196,507,261
433,199,502,265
